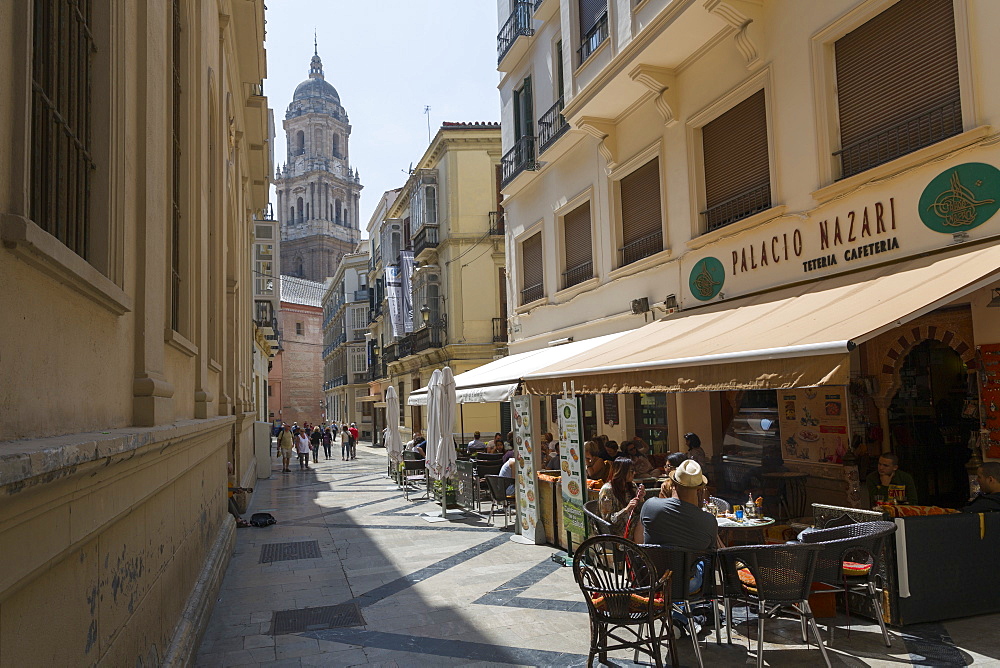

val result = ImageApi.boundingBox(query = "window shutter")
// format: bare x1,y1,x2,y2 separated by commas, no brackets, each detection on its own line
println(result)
521,232,543,303
579,0,607,35
620,158,663,250
835,0,960,168
702,90,769,211
563,201,592,273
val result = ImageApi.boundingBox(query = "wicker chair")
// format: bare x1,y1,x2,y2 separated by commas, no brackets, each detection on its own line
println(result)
583,499,613,536
709,496,731,514
484,475,515,529
401,459,428,501
718,542,831,668
797,520,897,647
640,546,721,667
573,535,678,668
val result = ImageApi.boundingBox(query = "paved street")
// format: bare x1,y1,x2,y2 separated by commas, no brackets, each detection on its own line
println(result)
195,444,1000,667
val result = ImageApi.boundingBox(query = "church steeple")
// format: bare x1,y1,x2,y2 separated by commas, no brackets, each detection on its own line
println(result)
309,33,324,79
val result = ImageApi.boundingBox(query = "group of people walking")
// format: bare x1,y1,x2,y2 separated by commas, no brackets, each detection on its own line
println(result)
274,421,360,473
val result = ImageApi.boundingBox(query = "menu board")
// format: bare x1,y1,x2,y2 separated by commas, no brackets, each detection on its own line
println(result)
511,395,542,543
602,394,619,426
979,344,1000,460
558,398,585,537
778,387,850,464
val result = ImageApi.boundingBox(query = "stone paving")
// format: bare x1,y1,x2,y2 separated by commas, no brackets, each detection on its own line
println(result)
196,443,1000,667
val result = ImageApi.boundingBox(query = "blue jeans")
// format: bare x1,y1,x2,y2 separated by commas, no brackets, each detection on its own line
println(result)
671,559,708,629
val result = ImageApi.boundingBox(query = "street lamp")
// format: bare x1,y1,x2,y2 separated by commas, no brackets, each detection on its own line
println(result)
420,303,431,324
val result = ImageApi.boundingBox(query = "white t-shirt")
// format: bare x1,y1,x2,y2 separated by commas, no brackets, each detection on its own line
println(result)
296,434,311,453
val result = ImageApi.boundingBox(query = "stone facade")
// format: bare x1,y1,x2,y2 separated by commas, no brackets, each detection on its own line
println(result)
273,276,327,426
274,48,362,284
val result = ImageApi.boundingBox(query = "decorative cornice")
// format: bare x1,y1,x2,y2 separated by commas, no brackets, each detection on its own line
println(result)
704,0,761,70
628,65,677,127
575,117,618,172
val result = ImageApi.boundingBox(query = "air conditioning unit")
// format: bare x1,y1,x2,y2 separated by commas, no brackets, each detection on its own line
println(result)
663,294,678,314
631,297,650,314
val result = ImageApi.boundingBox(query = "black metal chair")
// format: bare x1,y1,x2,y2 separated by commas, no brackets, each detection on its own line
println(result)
583,499,613,536
402,450,421,461
797,520,897,647
474,461,504,513
484,475,515,529
573,535,678,668
718,542,831,668
640,545,722,667
402,459,428,501
474,452,503,462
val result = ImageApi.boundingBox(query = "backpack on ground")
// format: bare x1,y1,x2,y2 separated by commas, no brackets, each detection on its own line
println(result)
249,512,276,527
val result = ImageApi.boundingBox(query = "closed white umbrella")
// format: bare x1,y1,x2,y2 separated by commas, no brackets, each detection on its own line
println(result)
385,386,403,471
424,369,442,474
423,367,462,520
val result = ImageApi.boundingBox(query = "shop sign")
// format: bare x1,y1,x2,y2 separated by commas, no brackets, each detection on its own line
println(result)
689,257,726,301
778,387,849,464
557,398,586,537
919,163,1000,233
511,394,542,543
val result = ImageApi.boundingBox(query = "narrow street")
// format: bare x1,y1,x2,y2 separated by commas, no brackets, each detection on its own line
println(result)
195,444,1000,667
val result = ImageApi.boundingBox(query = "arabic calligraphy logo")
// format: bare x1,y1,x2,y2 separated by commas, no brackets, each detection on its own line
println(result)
689,257,724,301
919,162,1000,234
927,171,995,227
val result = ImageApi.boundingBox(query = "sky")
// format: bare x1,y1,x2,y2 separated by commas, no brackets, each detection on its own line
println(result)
264,1,502,231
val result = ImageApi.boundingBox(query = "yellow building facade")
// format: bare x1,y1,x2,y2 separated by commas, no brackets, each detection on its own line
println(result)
0,1,269,664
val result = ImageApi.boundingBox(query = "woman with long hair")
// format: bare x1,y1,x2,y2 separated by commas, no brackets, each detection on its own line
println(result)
598,456,645,540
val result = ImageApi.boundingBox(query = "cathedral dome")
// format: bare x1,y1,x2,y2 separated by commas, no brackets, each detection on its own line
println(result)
286,50,343,119
292,76,339,104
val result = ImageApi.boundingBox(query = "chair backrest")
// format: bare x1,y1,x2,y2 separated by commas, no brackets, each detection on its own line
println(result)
402,451,420,461
475,462,504,477
484,475,513,503
403,459,426,473
812,503,884,528
709,496,731,513
718,542,823,604
573,535,664,624
640,544,717,601
475,453,503,461
583,499,614,536
799,520,897,583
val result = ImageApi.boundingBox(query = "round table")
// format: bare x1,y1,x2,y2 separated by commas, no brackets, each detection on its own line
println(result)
762,471,809,521
716,515,775,546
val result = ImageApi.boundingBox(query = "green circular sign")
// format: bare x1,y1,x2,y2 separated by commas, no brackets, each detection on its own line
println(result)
919,162,1000,233
689,257,725,301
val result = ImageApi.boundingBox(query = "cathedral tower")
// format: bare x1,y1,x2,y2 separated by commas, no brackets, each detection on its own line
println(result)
275,45,362,283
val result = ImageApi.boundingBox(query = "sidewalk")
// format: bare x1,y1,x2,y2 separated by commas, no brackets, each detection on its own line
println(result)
196,442,1000,666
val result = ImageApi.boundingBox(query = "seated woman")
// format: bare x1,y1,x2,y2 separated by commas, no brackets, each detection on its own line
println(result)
663,451,688,478
407,431,426,458
623,440,661,478
599,457,646,542
585,440,611,482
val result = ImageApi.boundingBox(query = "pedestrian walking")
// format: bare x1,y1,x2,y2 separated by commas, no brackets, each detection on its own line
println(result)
341,424,351,461
310,426,322,463
295,429,311,470
278,424,293,473
349,423,359,460
322,426,333,460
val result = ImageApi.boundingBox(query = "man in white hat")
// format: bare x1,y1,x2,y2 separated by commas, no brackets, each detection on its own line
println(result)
640,459,717,550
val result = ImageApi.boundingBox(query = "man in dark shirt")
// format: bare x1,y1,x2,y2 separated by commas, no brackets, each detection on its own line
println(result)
640,459,717,550
865,453,918,506
962,462,1000,513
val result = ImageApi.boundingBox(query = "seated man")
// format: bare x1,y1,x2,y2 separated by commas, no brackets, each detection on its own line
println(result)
962,462,1000,513
467,431,487,453
865,453,918,506
499,455,516,496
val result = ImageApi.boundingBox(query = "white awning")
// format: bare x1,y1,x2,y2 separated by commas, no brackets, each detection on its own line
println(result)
406,331,628,406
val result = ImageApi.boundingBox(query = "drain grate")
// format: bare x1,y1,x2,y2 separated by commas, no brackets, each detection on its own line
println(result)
259,540,321,563
270,602,366,635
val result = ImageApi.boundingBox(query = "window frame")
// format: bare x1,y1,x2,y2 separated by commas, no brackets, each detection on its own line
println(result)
516,222,546,308
608,141,669,274
555,187,596,295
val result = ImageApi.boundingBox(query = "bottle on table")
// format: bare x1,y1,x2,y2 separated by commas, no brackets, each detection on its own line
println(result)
745,493,756,520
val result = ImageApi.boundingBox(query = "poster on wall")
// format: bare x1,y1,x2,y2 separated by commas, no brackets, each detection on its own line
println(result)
557,398,585,538
511,395,542,543
778,387,850,464
979,344,1000,460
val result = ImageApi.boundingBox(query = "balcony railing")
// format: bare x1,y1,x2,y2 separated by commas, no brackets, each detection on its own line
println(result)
618,231,663,267
489,211,505,236
578,11,609,65
538,96,568,153
501,135,536,187
383,342,399,365
521,282,544,305
368,359,381,382
330,374,348,389
562,260,593,289
254,299,275,326
373,244,382,267
493,317,508,343
834,99,962,180
702,182,771,232
497,0,535,64
413,325,445,353
352,372,368,385
413,225,439,256
334,332,347,347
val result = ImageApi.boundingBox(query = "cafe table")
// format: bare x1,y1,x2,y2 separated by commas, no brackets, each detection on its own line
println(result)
716,515,774,546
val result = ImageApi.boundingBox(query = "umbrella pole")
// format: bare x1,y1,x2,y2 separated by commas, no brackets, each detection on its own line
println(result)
460,404,465,445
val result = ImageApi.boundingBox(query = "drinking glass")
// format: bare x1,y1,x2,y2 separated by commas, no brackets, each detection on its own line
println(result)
734,505,744,522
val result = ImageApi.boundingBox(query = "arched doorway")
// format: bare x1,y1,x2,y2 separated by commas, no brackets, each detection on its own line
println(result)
888,339,974,507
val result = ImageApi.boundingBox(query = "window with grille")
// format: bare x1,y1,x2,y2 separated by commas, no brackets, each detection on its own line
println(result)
562,201,592,289
31,0,97,260
578,0,608,64
834,0,961,179
520,232,544,305
701,90,771,232
619,158,663,266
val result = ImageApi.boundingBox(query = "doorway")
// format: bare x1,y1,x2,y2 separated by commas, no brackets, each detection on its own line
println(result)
888,339,974,508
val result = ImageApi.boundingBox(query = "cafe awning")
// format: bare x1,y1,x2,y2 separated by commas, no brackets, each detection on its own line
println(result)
522,242,1000,395
406,331,627,406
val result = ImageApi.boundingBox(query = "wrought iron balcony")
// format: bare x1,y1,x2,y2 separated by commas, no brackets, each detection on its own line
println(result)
489,211,505,236
538,96,568,153
521,282,544,305
501,135,536,187
413,225,439,256
834,99,962,180
562,260,593,289
702,182,771,232
497,0,535,64
330,374,348,389
493,317,508,343
578,11,609,65
254,299,275,327
413,324,445,353
618,232,663,267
